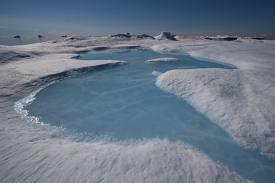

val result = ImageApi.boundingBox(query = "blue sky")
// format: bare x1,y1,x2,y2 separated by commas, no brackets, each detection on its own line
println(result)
0,0,275,37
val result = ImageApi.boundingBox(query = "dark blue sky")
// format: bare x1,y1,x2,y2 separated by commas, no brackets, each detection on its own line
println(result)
0,0,275,37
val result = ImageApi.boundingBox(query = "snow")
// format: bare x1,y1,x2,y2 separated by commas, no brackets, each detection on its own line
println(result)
155,39,275,159
204,35,238,41
146,57,178,63
3,53,126,79
1,34,274,182
155,32,177,41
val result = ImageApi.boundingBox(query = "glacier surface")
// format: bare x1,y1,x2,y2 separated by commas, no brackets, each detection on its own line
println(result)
1,35,274,182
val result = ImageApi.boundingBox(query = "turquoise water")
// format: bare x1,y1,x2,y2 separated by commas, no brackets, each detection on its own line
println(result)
26,49,275,182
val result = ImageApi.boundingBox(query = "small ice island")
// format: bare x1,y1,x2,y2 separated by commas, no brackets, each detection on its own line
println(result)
146,57,179,63
0,31,275,183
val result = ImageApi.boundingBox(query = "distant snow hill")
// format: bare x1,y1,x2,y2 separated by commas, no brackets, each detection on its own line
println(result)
155,32,177,41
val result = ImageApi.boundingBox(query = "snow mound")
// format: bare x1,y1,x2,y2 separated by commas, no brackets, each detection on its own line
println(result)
146,57,178,63
0,50,31,64
64,36,87,42
156,68,275,158
111,33,131,39
155,32,177,41
0,133,247,183
204,36,238,41
136,34,155,39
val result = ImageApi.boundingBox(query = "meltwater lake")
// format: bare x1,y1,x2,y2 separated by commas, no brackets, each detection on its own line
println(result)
25,49,275,182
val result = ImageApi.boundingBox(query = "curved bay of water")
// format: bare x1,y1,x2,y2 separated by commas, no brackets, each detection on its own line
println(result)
25,49,275,183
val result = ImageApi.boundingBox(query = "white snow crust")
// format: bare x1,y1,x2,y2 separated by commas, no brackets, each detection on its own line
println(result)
1,34,274,182
146,57,178,63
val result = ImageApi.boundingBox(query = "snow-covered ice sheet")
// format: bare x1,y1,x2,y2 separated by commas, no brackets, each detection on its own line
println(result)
1,35,274,182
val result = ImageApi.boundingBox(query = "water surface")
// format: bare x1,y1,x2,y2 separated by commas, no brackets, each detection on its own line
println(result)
26,49,275,183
